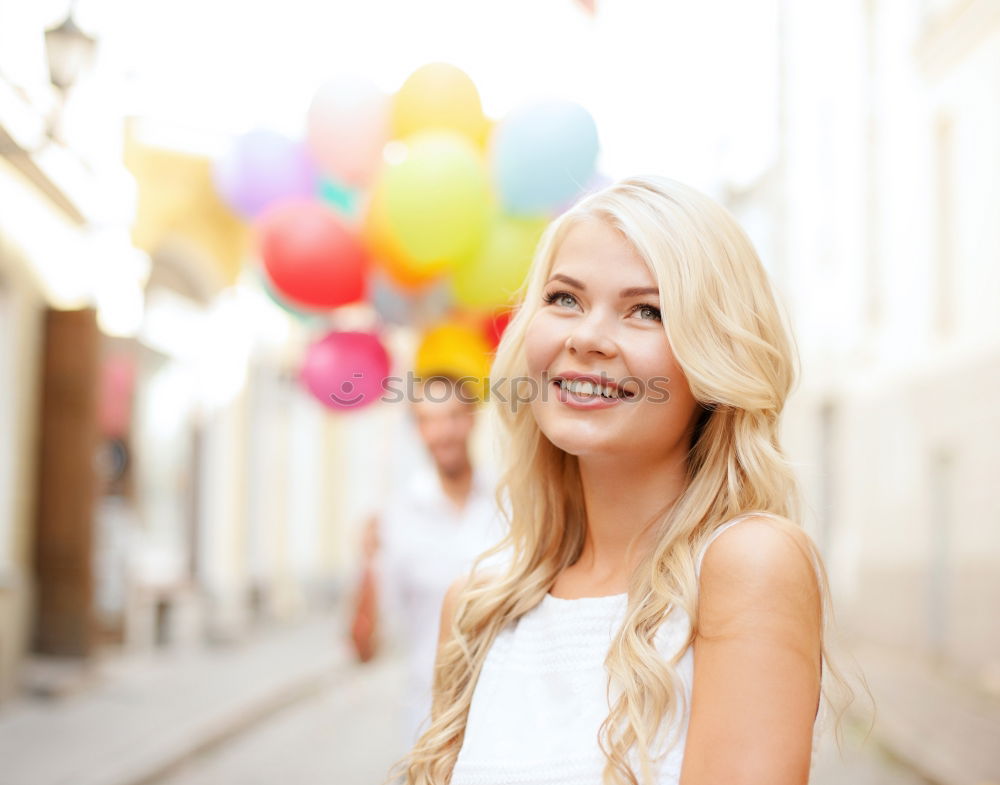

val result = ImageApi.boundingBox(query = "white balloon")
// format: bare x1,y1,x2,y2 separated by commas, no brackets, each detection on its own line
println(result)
307,74,390,187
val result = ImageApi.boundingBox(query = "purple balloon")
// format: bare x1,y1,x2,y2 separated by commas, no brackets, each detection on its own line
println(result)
300,330,390,411
212,130,319,219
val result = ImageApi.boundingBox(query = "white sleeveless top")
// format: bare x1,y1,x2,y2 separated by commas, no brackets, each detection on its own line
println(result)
450,514,826,785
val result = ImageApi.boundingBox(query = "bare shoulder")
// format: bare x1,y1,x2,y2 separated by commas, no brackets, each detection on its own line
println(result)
442,573,470,616
698,515,821,638
684,516,823,780
702,515,818,587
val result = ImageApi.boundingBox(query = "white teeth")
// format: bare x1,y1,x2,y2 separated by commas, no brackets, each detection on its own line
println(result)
558,379,619,399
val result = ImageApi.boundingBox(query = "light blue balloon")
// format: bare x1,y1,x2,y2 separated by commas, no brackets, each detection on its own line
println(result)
492,101,599,215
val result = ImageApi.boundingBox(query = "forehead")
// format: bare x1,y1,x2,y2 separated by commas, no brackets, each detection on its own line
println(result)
411,380,474,415
549,219,653,285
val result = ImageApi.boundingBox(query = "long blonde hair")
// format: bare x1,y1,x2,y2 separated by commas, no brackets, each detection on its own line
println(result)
383,175,861,785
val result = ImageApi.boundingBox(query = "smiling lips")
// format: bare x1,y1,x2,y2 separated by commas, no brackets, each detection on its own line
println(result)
550,371,635,409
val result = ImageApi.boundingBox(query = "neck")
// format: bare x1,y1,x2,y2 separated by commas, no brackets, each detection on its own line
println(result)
573,449,688,582
437,460,474,511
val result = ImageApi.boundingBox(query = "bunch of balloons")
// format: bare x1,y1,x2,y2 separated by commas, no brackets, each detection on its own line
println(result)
212,63,603,410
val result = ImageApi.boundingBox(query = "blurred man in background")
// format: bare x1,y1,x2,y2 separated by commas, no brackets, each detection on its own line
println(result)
350,374,509,748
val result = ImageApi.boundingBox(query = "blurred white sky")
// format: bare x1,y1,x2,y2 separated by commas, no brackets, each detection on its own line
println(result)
31,0,779,194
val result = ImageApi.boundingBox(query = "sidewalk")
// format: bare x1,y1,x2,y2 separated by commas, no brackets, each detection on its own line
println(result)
0,612,351,785
852,644,1000,785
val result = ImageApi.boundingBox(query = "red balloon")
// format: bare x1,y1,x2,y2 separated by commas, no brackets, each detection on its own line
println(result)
484,309,513,350
258,200,368,308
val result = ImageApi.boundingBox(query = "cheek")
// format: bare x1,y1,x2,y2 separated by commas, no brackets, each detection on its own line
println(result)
456,417,475,440
629,338,695,404
523,312,562,376
627,334,677,382
652,361,696,414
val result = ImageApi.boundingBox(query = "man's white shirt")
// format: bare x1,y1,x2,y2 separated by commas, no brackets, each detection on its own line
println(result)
375,464,511,746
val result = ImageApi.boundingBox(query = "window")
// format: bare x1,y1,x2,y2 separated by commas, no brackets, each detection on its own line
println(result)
927,447,954,661
0,273,12,575
933,113,955,337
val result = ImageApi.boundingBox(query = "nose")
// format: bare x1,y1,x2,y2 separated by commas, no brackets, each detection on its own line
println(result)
422,411,468,445
424,418,452,443
565,308,618,357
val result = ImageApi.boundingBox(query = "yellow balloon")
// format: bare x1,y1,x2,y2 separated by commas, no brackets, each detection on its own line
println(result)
392,63,490,147
381,130,492,269
414,322,492,401
452,213,549,309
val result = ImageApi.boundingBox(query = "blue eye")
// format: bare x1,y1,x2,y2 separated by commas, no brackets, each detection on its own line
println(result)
543,290,578,308
635,303,662,321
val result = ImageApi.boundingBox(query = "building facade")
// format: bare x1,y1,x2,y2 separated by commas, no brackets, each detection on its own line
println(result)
722,0,1000,777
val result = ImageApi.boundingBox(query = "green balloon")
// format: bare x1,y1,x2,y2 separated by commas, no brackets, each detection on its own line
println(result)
382,130,492,267
451,213,549,308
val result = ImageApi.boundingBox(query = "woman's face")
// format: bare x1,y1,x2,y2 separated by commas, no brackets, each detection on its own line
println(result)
524,218,700,462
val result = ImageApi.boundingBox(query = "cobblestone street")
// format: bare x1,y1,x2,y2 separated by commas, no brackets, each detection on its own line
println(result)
810,720,931,785
150,650,928,785
154,652,411,785
0,603,970,785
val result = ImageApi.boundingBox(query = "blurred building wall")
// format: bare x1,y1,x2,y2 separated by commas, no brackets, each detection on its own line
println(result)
33,307,101,657
727,0,1000,688
0,7,375,702
0,171,48,699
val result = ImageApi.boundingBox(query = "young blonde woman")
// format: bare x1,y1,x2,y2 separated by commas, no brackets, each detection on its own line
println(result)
383,175,856,785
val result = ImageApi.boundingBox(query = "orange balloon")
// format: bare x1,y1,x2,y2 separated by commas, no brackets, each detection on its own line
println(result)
361,184,447,289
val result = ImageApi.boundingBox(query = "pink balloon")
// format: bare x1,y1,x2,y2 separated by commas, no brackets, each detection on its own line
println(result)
98,354,135,437
307,75,390,188
300,330,390,411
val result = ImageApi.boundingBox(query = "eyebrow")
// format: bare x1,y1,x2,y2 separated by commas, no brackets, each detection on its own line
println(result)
547,273,659,299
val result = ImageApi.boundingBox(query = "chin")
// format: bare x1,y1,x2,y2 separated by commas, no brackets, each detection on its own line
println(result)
539,421,619,458
436,453,467,474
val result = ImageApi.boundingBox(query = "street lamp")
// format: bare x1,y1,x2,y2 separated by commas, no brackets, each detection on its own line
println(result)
44,5,97,92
